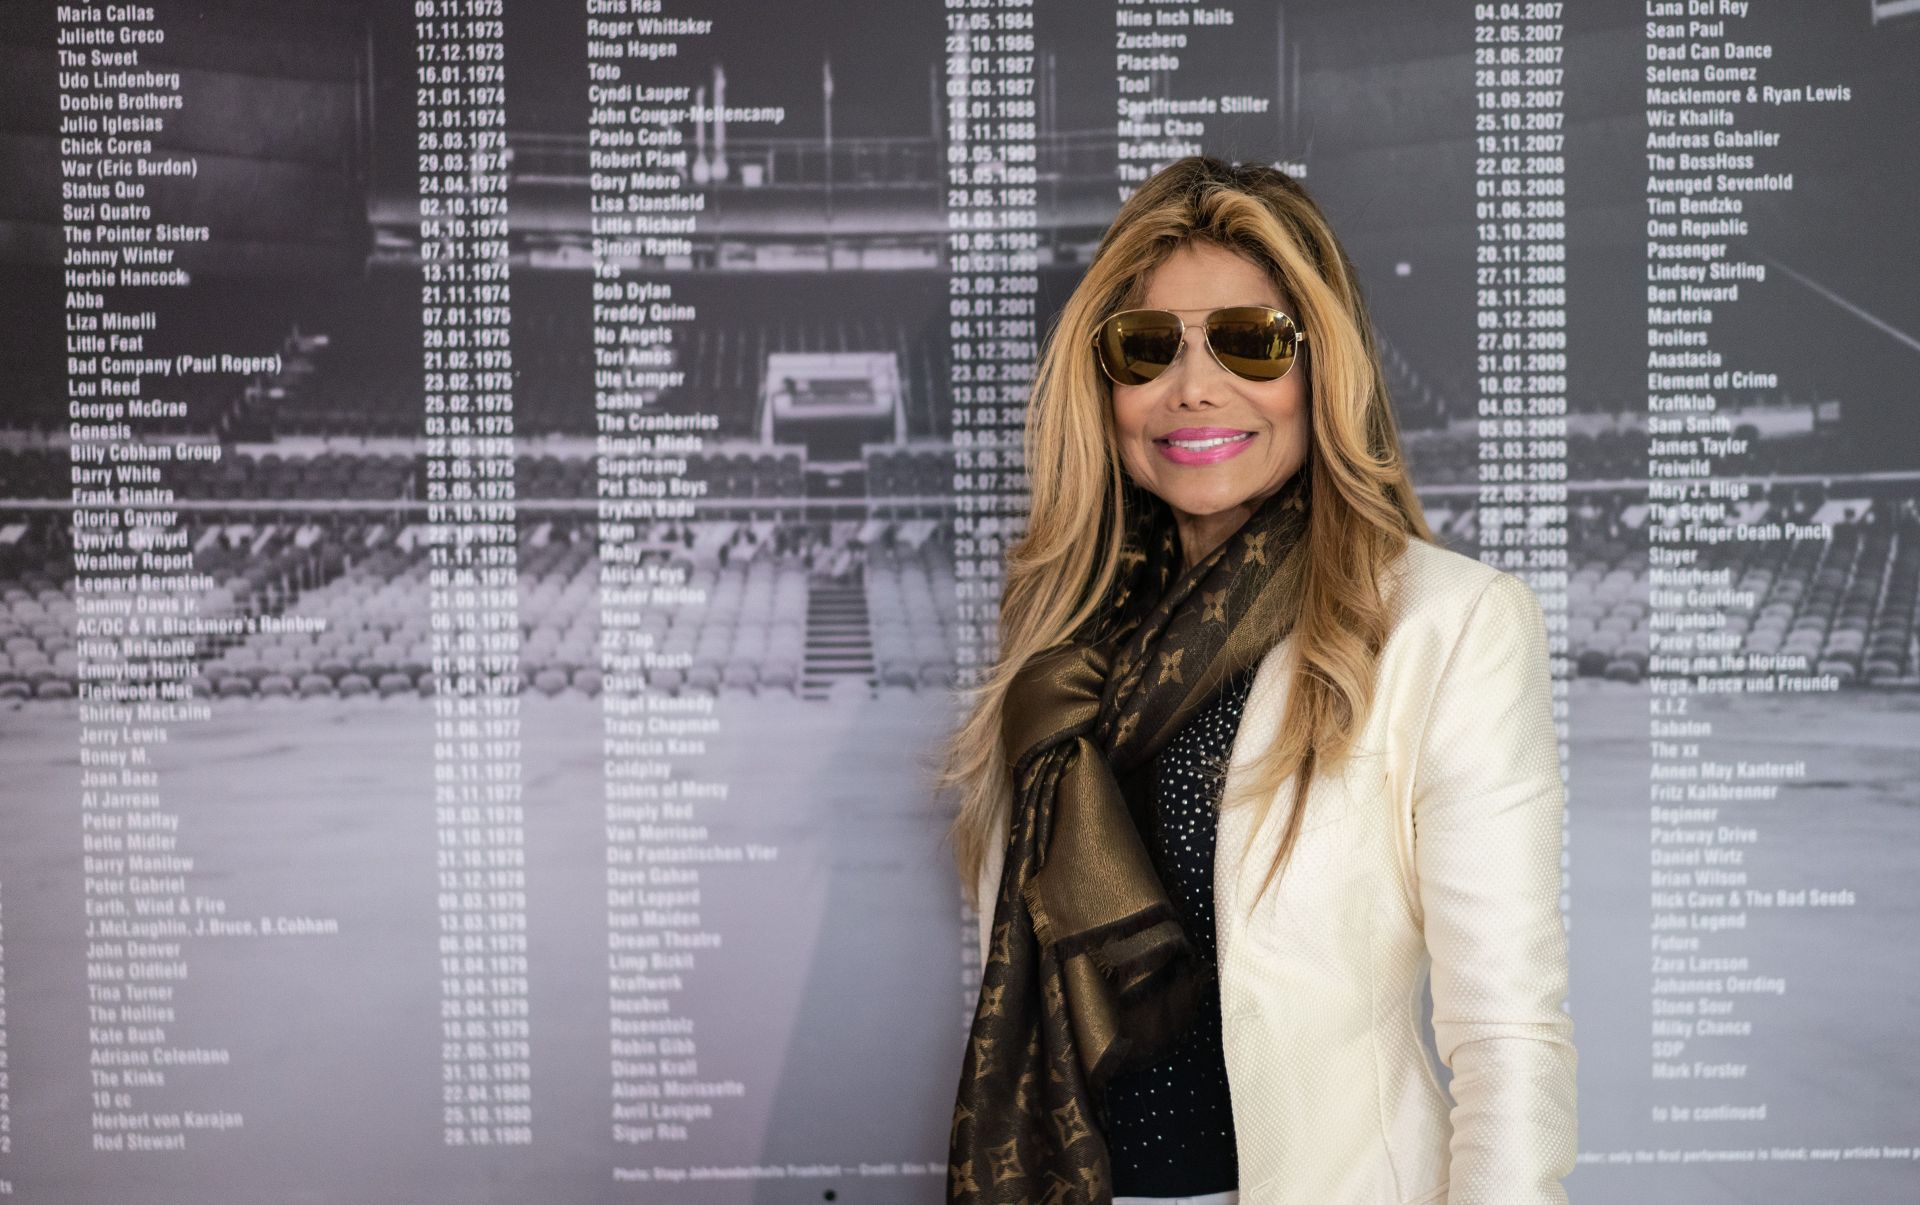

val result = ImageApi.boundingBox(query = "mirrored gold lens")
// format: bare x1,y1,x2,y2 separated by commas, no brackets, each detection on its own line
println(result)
1096,311,1183,385
1206,306,1297,382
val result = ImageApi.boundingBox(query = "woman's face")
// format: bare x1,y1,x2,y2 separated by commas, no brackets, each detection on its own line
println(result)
1108,242,1311,565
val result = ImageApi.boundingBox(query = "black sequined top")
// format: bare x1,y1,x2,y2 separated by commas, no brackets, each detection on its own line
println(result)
1102,667,1253,1198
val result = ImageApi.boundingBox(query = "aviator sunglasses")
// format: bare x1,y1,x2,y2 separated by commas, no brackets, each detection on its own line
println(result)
1091,305,1307,386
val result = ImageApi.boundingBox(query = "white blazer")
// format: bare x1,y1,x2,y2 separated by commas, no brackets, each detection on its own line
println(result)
975,537,1577,1204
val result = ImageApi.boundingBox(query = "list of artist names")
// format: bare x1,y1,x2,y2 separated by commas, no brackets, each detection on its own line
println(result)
57,0,334,1155
584,0,771,1153
1641,0,1855,1127
1112,0,1267,202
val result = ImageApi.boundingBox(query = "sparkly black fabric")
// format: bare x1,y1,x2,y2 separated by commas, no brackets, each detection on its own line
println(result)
1101,667,1253,1197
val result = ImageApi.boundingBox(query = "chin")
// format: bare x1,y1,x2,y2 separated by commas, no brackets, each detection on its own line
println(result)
1164,489,1258,520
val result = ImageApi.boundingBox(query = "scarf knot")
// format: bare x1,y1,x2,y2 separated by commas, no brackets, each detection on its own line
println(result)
1002,644,1107,773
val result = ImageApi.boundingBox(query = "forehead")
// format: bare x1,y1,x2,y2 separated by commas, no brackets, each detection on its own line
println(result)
1137,242,1289,310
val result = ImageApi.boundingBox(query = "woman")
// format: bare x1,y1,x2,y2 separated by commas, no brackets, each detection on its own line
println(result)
944,157,1576,1205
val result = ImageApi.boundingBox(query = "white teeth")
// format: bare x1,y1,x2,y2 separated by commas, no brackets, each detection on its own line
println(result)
1165,433,1252,450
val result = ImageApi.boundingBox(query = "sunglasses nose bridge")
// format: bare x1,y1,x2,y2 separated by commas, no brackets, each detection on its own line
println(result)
1186,319,1249,387
1128,318,1209,382
1183,313,1274,377
1156,321,1236,401
1166,320,1203,371
1146,317,1207,364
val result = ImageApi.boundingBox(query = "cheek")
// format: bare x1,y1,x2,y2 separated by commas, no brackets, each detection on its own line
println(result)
1110,391,1153,465
1264,383,1309,444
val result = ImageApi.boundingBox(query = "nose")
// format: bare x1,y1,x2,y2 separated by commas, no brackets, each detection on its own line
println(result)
1162,323,1230,407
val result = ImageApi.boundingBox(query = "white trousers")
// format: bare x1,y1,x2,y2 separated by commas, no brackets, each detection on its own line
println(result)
1112,1192,1239,1205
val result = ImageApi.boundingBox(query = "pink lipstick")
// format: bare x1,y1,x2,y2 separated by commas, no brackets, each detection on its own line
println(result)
1154,427,1255,465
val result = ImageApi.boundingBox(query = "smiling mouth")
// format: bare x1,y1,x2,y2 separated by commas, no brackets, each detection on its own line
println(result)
1157,432,1253,451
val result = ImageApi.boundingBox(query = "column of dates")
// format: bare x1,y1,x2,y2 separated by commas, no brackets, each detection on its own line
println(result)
1471,1,1572,921
943,0,1038,691
415,0,531,1150
942,0,1038,1019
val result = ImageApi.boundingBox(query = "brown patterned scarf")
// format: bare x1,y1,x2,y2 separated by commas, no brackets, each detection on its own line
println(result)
949,467,1313,1204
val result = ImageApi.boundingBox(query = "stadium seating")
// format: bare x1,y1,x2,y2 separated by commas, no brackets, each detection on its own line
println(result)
865,447,954,497
867,529,957,692
2,462,1916,703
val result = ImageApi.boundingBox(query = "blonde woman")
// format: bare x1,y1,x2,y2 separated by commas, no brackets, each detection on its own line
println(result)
945,157,1576,1205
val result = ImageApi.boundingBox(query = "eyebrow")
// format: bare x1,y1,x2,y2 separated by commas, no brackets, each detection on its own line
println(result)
1146,302,1292,313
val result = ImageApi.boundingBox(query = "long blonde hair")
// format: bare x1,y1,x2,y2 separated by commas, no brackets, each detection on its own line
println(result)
945,156,1432,905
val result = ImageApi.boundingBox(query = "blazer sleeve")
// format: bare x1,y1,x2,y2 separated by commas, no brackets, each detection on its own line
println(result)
975,812,1008,970
1410,571,1578,1204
